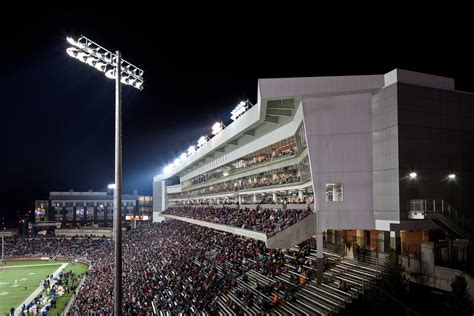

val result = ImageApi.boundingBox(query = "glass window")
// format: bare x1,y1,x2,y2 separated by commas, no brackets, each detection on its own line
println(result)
325,183,343,202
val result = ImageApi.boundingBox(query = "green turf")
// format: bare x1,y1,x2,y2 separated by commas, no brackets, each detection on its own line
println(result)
1,260,64,266
46,263,88,315
0,261,68,315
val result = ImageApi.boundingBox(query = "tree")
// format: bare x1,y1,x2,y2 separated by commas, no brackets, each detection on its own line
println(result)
381,248,406,297
450,275,472,314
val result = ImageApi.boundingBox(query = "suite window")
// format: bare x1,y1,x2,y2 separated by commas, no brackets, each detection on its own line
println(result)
326,183,343,202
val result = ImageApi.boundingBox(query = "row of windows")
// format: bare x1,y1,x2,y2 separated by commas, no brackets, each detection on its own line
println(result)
181,123,308,190
53,202,136,207
170,181,344,203
56,208,135,221
169,156,311,199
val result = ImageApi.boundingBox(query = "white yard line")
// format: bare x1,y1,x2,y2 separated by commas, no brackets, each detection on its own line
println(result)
14,263,68,316
0,263,63,269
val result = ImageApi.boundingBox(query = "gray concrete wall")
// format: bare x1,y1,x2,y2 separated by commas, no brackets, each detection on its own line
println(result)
396,83,474,219
408,266,474,299
153,180,167,222
303,93,375,231
153,180,163,213
372,83,400,231
267,213,316,248
259,74,384,100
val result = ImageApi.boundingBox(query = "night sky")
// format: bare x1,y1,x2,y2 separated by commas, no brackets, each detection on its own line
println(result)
1,8,472,227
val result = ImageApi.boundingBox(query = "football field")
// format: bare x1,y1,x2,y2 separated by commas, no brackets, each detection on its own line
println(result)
0,260,67,315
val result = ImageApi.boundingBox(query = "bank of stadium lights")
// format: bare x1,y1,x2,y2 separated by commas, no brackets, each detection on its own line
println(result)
188,145,196,155
197,135,209,148
231,99,252,121
162,136,208,174
173,157,181,166
212,122,224,135
163,164,174,174
66,36,144,90
162,99,251,175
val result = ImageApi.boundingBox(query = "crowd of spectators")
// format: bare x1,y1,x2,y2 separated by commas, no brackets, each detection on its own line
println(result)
186,142,297,187
178,165,307,198
175,196,313,206
163,206,312,237
4,220,325,314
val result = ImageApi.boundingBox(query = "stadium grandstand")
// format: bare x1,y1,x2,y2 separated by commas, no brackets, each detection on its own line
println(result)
2,221,385,315
151,69,474,311
2,69,473,315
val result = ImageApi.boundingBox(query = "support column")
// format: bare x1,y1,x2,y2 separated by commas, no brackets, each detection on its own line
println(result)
315,200,324,284
298,190,304,201
382,231,390,252
316,232,324,284
272,192,277,203
253,194,257,203
62,207,66,224
238,196,242,205
342,230,348,257
114,50,123,316
391,230,401,254
327,230,333,244
334,230,340,254
72,206,77,227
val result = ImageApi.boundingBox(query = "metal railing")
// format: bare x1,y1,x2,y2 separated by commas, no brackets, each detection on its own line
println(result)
408,199,465,229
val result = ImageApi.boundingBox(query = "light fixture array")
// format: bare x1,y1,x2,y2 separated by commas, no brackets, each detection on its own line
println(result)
66,36,144,90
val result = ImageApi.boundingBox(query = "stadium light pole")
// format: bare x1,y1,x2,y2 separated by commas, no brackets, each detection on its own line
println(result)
1,216,4,262
66,35,144,315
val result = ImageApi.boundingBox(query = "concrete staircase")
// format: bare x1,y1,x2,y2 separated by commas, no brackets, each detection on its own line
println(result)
212,249,382,315
408,199,470,239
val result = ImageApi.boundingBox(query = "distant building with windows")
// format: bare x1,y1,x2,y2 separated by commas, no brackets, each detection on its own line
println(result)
34,200,49,222
138,195,153,217
42,189,152,227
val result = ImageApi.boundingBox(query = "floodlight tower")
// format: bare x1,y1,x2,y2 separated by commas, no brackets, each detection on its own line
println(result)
66,35,144,315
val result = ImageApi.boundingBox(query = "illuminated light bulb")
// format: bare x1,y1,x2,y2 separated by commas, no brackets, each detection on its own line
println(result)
66,47,79,58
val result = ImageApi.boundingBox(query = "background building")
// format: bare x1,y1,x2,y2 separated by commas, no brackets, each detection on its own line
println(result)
138,195,153,217
34,200,49,222
43,189,152,227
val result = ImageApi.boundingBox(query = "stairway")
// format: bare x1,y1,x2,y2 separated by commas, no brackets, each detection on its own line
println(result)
408,199,470,239
211,248,382,315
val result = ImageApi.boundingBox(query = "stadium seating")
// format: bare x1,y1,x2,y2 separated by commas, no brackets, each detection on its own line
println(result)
163,206,312,237
4,220,381,314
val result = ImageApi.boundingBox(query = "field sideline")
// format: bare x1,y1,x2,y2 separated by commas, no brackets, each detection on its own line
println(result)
0,260,87,315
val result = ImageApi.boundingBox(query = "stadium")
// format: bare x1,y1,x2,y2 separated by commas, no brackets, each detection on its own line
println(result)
2,69,474,315
154,69,473,257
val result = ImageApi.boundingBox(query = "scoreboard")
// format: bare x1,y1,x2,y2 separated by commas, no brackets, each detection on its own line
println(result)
125,215,149,221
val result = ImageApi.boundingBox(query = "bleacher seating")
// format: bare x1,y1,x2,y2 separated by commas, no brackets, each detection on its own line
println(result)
4,219,382,314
